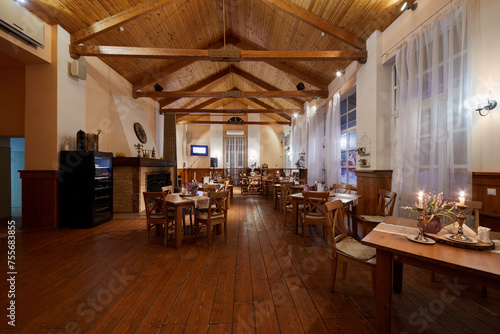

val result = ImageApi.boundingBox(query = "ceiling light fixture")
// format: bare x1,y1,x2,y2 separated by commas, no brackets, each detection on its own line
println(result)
321,32,325,37
154,83,163,92
293,113,298,119
118,26,124,32
401,1,418,11
336,71,345,77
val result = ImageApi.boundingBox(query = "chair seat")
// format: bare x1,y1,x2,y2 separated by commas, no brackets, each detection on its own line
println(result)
195,213,224,220
150,214,165,220
337,237,376,261
286,204,303,210
304,214,325,220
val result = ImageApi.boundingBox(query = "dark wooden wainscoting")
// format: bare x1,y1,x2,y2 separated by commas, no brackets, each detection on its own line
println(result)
354,170,393,215
472,172,500,231
19,170,58,229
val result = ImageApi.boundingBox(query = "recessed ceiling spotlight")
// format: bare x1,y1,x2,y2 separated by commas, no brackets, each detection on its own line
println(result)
336,70,345,77
119,26,124,32
321,32,325,37
293,113,298,119
401,1,418,11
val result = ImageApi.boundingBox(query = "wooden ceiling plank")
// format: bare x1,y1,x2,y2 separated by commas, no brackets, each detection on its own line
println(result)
71,0,176,45
69,45,367,63
160,108,303,114
136,90,328,98
232,67,305,108
177,121,291,125
132,39,228,91
229,33,329,90
157,67,233,107
260,0,365,50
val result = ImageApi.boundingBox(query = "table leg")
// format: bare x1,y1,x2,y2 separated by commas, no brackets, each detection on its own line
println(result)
292,198,299,234
393,261,403,293
375,249,393,333
175,206,183,248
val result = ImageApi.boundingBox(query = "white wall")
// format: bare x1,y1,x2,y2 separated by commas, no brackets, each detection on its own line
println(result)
210,115,223,167
56,26,86,156
247,113,260,168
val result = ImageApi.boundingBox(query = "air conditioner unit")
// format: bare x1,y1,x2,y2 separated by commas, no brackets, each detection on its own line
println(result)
0,0,45,48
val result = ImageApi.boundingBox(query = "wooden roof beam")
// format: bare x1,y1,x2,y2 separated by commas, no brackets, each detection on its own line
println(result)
69,45,367,63
260,0,365,50
229,33,329,90
136,90,328,99
160,108,303,115
71,0,176,45
157,67,233,107
177,121,291,125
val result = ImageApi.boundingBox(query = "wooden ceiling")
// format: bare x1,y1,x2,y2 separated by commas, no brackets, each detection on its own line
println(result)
22,0,409,125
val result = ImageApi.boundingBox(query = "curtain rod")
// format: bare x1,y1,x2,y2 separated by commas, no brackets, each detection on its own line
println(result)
381,0,453,58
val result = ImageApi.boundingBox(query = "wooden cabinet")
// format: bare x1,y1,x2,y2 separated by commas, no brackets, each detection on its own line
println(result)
59,151,113,228
354,170,392,215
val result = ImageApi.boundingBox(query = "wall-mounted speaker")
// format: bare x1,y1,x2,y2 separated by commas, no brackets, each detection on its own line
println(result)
186,133,191,139
76,130,86,151
70,60,87,80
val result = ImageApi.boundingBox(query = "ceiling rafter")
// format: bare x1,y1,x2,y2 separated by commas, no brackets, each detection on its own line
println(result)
231,67,305,108
229,33,330,90
69,45,367,63
177,120,291,125
132,38,236,91
136,90,328,99
260,0,366,50
70,0,177,45
160,109,303,115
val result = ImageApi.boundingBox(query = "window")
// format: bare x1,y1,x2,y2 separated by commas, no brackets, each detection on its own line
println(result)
224,136,246,184
340,91,356,184
227,116,244,123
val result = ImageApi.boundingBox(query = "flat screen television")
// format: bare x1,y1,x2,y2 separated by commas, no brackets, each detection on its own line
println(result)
190,145,208,156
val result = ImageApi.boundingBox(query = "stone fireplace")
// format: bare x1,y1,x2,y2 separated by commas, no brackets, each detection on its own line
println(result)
113,157,176,213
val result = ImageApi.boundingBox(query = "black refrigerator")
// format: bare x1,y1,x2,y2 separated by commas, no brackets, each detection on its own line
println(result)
59,151,113,228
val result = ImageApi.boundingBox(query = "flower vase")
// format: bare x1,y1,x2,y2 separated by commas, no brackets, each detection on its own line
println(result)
422,216,442,234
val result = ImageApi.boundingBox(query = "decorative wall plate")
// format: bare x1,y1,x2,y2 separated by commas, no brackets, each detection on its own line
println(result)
134,122,147,144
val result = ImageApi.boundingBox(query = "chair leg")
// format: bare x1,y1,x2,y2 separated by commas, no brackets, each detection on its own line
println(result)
341,261,348,280
224,220,227,244
323,226,327,243
331,255,338,292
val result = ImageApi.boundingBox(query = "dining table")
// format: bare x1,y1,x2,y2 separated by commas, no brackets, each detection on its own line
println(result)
164,193,209,248
361,216,500,333
288,192,361,235
273,183,305,209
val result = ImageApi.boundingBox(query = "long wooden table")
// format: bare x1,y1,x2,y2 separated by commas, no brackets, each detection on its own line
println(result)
288,192,361,234
361,216,500,333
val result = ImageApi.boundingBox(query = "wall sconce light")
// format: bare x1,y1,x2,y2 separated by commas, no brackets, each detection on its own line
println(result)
476,99,497,116
401,1,418,11
336,70,345,77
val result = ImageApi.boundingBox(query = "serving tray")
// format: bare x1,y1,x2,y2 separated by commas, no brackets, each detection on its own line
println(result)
425,233,495,250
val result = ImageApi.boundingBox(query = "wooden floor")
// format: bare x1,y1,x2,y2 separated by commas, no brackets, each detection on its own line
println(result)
1,191,500,333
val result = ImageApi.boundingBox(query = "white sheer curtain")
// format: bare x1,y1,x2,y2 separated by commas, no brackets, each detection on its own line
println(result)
325,94,341,186
225,136,246,170
307,104,325,184
392,0,472,213
291,114,305,169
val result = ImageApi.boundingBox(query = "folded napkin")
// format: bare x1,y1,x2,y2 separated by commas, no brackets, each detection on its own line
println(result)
492,240,500,254
440,222,477,237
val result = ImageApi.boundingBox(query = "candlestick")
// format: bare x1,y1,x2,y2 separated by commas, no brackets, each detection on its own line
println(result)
417,191,423,208
458,191,465,206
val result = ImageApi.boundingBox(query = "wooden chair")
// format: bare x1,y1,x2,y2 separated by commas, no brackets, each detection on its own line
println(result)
161,185,173,194
201,184,220,194
277,181,293,211
301,191,330,242
282,184,302,227
143,192,174,247
241,177,249,193
353,189,397,238
333,184,352,194
194,191,229,248
324,200,377,293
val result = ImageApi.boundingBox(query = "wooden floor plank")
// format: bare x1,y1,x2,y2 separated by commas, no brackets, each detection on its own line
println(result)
1,190,499,333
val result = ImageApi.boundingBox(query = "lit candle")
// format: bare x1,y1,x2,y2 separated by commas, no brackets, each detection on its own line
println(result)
417,191,423,208
194,172,196,181
459,191,465,206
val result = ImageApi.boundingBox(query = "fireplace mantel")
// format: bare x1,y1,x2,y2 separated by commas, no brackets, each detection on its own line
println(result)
113,158,177,213
113,157,176,167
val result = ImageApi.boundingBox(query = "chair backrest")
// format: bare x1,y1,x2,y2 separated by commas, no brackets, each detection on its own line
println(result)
161,185,173,194
299,178,307,185
143,192,167,221
302,191,330,218
324,200,347,249
376,189,397,217
207,190,229,219
333,184,352,194
280,181,294,186
443,199,482,231
281,184,294,208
